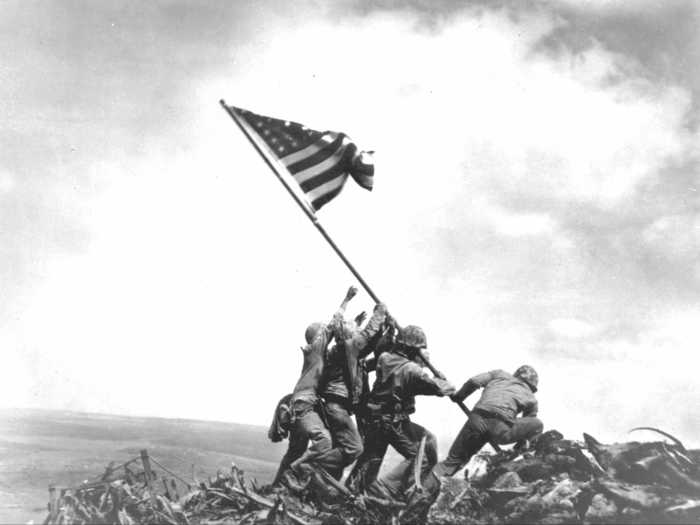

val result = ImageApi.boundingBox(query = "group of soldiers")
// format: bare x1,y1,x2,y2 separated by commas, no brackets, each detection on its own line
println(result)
267,286,543,510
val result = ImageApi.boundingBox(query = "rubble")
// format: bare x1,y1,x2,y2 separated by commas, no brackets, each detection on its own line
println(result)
429,429,700,524
44,430,700,524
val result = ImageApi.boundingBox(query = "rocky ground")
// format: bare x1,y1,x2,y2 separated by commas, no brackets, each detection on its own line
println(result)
44,429,700,524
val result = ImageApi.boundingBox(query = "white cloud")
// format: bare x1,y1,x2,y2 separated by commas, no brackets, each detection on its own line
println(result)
643,213,700,260
547,0,675,13
549,317,599,338
531,307,700,446
490,209,556,237
0,170,15,194
6,2,699,450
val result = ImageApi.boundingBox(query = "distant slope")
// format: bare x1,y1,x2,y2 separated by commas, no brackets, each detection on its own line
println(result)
0,408,283,524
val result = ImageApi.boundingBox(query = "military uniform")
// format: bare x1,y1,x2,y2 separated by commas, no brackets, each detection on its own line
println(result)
312,303,388,479
347,350,454,498
433,368,543,478
273,313,345,487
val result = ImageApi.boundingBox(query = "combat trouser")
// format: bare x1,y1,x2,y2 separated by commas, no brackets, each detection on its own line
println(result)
272,428,309,485
311,398,363,479
284,402,333,473
432,410,543,478
347,415,437,499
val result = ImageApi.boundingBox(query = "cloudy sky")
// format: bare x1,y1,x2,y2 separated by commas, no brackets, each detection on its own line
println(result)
2,0,699,450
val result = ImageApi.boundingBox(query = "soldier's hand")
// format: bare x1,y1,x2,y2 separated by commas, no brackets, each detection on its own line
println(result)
354,311,367,326
436,378,456,397
345,286,358,301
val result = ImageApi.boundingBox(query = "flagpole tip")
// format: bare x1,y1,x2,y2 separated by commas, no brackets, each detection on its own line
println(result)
219,99,227,106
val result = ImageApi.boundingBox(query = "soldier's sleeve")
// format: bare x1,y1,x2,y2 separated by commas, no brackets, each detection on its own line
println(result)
452,379,478,402
353,303,388,359
521,397,538,418
406,365,454,397
471,369,507,387
324,310,352,350
307,318,338,360
453,369,503,402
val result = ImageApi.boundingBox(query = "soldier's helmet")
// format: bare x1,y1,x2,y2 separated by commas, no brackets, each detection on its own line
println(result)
305,322,326,344
514,365,539,393
396,325,428,349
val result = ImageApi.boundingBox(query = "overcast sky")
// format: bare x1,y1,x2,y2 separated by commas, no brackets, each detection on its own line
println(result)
2,0,699,450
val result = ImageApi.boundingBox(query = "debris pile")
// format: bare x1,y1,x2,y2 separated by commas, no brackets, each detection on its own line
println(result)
44,430,700,524
44,454,319,525
429,428,700,524
44,453,192,525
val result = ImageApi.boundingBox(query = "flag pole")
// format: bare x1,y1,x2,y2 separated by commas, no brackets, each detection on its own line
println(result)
220,101,491,435
219,100,381,303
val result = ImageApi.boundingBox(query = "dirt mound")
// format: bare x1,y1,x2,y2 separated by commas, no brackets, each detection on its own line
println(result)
429,429,700,524
43,430,700,524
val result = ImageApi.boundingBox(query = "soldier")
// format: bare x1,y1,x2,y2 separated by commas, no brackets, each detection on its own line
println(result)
276,286,358,491
355,317,397,442
347,325,455,500
309,300,389,480
422,365,543,495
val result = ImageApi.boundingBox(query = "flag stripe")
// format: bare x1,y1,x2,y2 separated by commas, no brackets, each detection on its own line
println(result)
298,156,352,192
229,105,373,212
291,141,353,185
280,132,339,167
311,184,345,210
287,134,346,175
306,174,348,206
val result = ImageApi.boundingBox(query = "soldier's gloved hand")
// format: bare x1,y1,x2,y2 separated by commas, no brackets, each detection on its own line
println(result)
354,311,367,326
468,412,488,434
345,285,358,301
436,378,456,397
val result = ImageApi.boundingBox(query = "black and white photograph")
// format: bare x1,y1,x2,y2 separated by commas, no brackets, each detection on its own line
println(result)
1,0,699,523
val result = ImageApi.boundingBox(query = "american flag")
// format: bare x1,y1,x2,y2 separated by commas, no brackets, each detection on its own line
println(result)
228,105,374,211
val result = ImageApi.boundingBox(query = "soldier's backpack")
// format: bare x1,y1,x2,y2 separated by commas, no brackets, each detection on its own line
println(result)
267,393,293,443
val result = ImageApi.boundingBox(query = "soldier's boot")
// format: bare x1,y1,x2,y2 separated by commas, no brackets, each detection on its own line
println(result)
512,439,530,453
403,471,441,524
280,464,314,494
513,430,543,454
421,470,440,495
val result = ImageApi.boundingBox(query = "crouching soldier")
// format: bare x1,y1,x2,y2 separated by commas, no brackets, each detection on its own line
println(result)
423,365,543,495
347,325,455,499
276,286,357,491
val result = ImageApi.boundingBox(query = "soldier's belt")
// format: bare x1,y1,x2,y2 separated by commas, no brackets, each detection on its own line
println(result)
473,408,514,426
366,402,413,418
